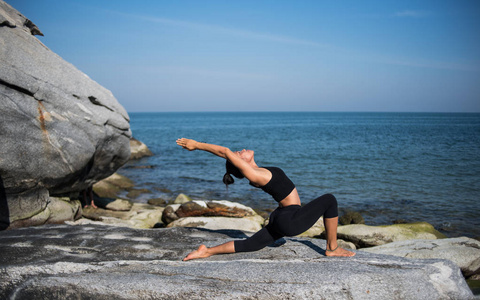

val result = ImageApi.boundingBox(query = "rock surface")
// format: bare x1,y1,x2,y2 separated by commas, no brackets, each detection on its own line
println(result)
167,215,265,232
81,203,164,229
339,211,365,225
0,224,474,299
337,222,446,248
177,200,257,218
0,1,131,229
173,193,192,204
129,137,153,160
93,173,135,198
161,200,263,231
362,237,480,278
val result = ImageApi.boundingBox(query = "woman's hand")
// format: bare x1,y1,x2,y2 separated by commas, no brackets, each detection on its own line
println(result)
176,138,198,151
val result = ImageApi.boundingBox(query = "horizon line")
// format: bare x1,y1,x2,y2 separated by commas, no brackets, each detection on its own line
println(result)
125,110,480,114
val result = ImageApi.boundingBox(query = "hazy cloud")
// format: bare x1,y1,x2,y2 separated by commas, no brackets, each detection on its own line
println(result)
111,11,332,49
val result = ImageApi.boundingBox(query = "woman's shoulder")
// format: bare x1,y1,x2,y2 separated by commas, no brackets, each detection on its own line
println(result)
261,166,284,174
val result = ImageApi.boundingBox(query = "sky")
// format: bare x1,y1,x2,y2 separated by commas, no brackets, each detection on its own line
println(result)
7,0,480,112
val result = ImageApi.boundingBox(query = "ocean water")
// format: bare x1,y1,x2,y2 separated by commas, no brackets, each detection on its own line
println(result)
119,112,480,238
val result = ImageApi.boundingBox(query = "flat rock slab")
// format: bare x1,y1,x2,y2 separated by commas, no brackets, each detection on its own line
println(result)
0,224,474,299
362,237,480,277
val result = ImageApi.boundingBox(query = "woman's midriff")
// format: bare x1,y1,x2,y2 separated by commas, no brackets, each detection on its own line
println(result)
278,188,301,207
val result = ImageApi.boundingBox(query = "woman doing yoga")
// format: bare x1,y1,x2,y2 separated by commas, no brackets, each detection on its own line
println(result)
176,138,356,261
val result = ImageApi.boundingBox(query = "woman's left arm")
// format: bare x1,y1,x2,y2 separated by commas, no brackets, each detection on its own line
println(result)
176,138,229,158
176,138,266,184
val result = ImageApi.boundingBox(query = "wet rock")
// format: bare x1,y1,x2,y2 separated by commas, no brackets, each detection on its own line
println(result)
126,188,152,199
362,237,480,277
0,224,473,299
337,222,446,248
339,211,365,225
129,137,153,160
147,198,167,206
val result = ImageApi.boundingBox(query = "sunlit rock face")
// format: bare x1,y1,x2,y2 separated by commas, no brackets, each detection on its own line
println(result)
0,0,131,229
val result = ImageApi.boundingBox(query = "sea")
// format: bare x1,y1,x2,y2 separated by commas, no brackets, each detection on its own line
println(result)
118,112,480,238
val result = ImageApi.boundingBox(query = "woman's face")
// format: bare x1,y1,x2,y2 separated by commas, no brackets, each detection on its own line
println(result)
236,149,254,162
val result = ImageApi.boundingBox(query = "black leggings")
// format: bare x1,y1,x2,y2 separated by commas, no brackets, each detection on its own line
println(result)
234,194,338,253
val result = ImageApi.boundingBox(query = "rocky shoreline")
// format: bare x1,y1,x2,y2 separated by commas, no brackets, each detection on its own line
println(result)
19,138,474,297
0,1,478,298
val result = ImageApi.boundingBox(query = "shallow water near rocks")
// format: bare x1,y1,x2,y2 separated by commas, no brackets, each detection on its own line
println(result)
119,112,480,238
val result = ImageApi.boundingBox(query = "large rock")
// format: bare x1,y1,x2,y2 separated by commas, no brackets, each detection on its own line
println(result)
0,1,131,229
81,203,164,229
362,237,480,278
5,194,82,229
177,200,256,218
337,222,446,248
0,224,474,299
162,200,257,225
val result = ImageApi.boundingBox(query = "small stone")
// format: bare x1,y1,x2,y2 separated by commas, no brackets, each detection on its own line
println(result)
148,198,167,206
126,188,151,199
339,211,365,225
129,137,153,160
105,199,133,212
173,193,192,204
161,205,181,224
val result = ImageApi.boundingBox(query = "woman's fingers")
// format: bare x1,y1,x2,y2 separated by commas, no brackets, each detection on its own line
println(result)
176,138,194,150
176,138,187,146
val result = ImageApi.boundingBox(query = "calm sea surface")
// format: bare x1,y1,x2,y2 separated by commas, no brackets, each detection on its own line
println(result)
119,112,480,238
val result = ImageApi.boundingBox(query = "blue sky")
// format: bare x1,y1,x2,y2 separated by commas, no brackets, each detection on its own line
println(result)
8,0,480,112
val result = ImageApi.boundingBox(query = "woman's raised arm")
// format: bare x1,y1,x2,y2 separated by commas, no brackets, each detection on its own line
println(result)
176,138,265,184
176,138,229,158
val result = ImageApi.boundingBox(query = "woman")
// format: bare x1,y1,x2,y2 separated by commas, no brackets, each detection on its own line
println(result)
176,138,355,261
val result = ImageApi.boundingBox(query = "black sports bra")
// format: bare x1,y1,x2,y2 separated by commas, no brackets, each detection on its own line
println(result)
260,167,296,202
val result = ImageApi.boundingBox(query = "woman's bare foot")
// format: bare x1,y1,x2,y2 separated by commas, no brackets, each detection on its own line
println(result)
326,246,356,257
90,200,98,209
183,245,211,261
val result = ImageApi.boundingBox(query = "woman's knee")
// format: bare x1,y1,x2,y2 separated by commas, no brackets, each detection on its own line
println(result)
323,193,338,218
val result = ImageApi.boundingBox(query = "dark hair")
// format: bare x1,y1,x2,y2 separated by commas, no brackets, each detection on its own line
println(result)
223,161,244,186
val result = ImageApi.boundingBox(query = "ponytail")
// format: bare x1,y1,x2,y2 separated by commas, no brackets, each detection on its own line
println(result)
223,172,235,185
222,160,244,187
